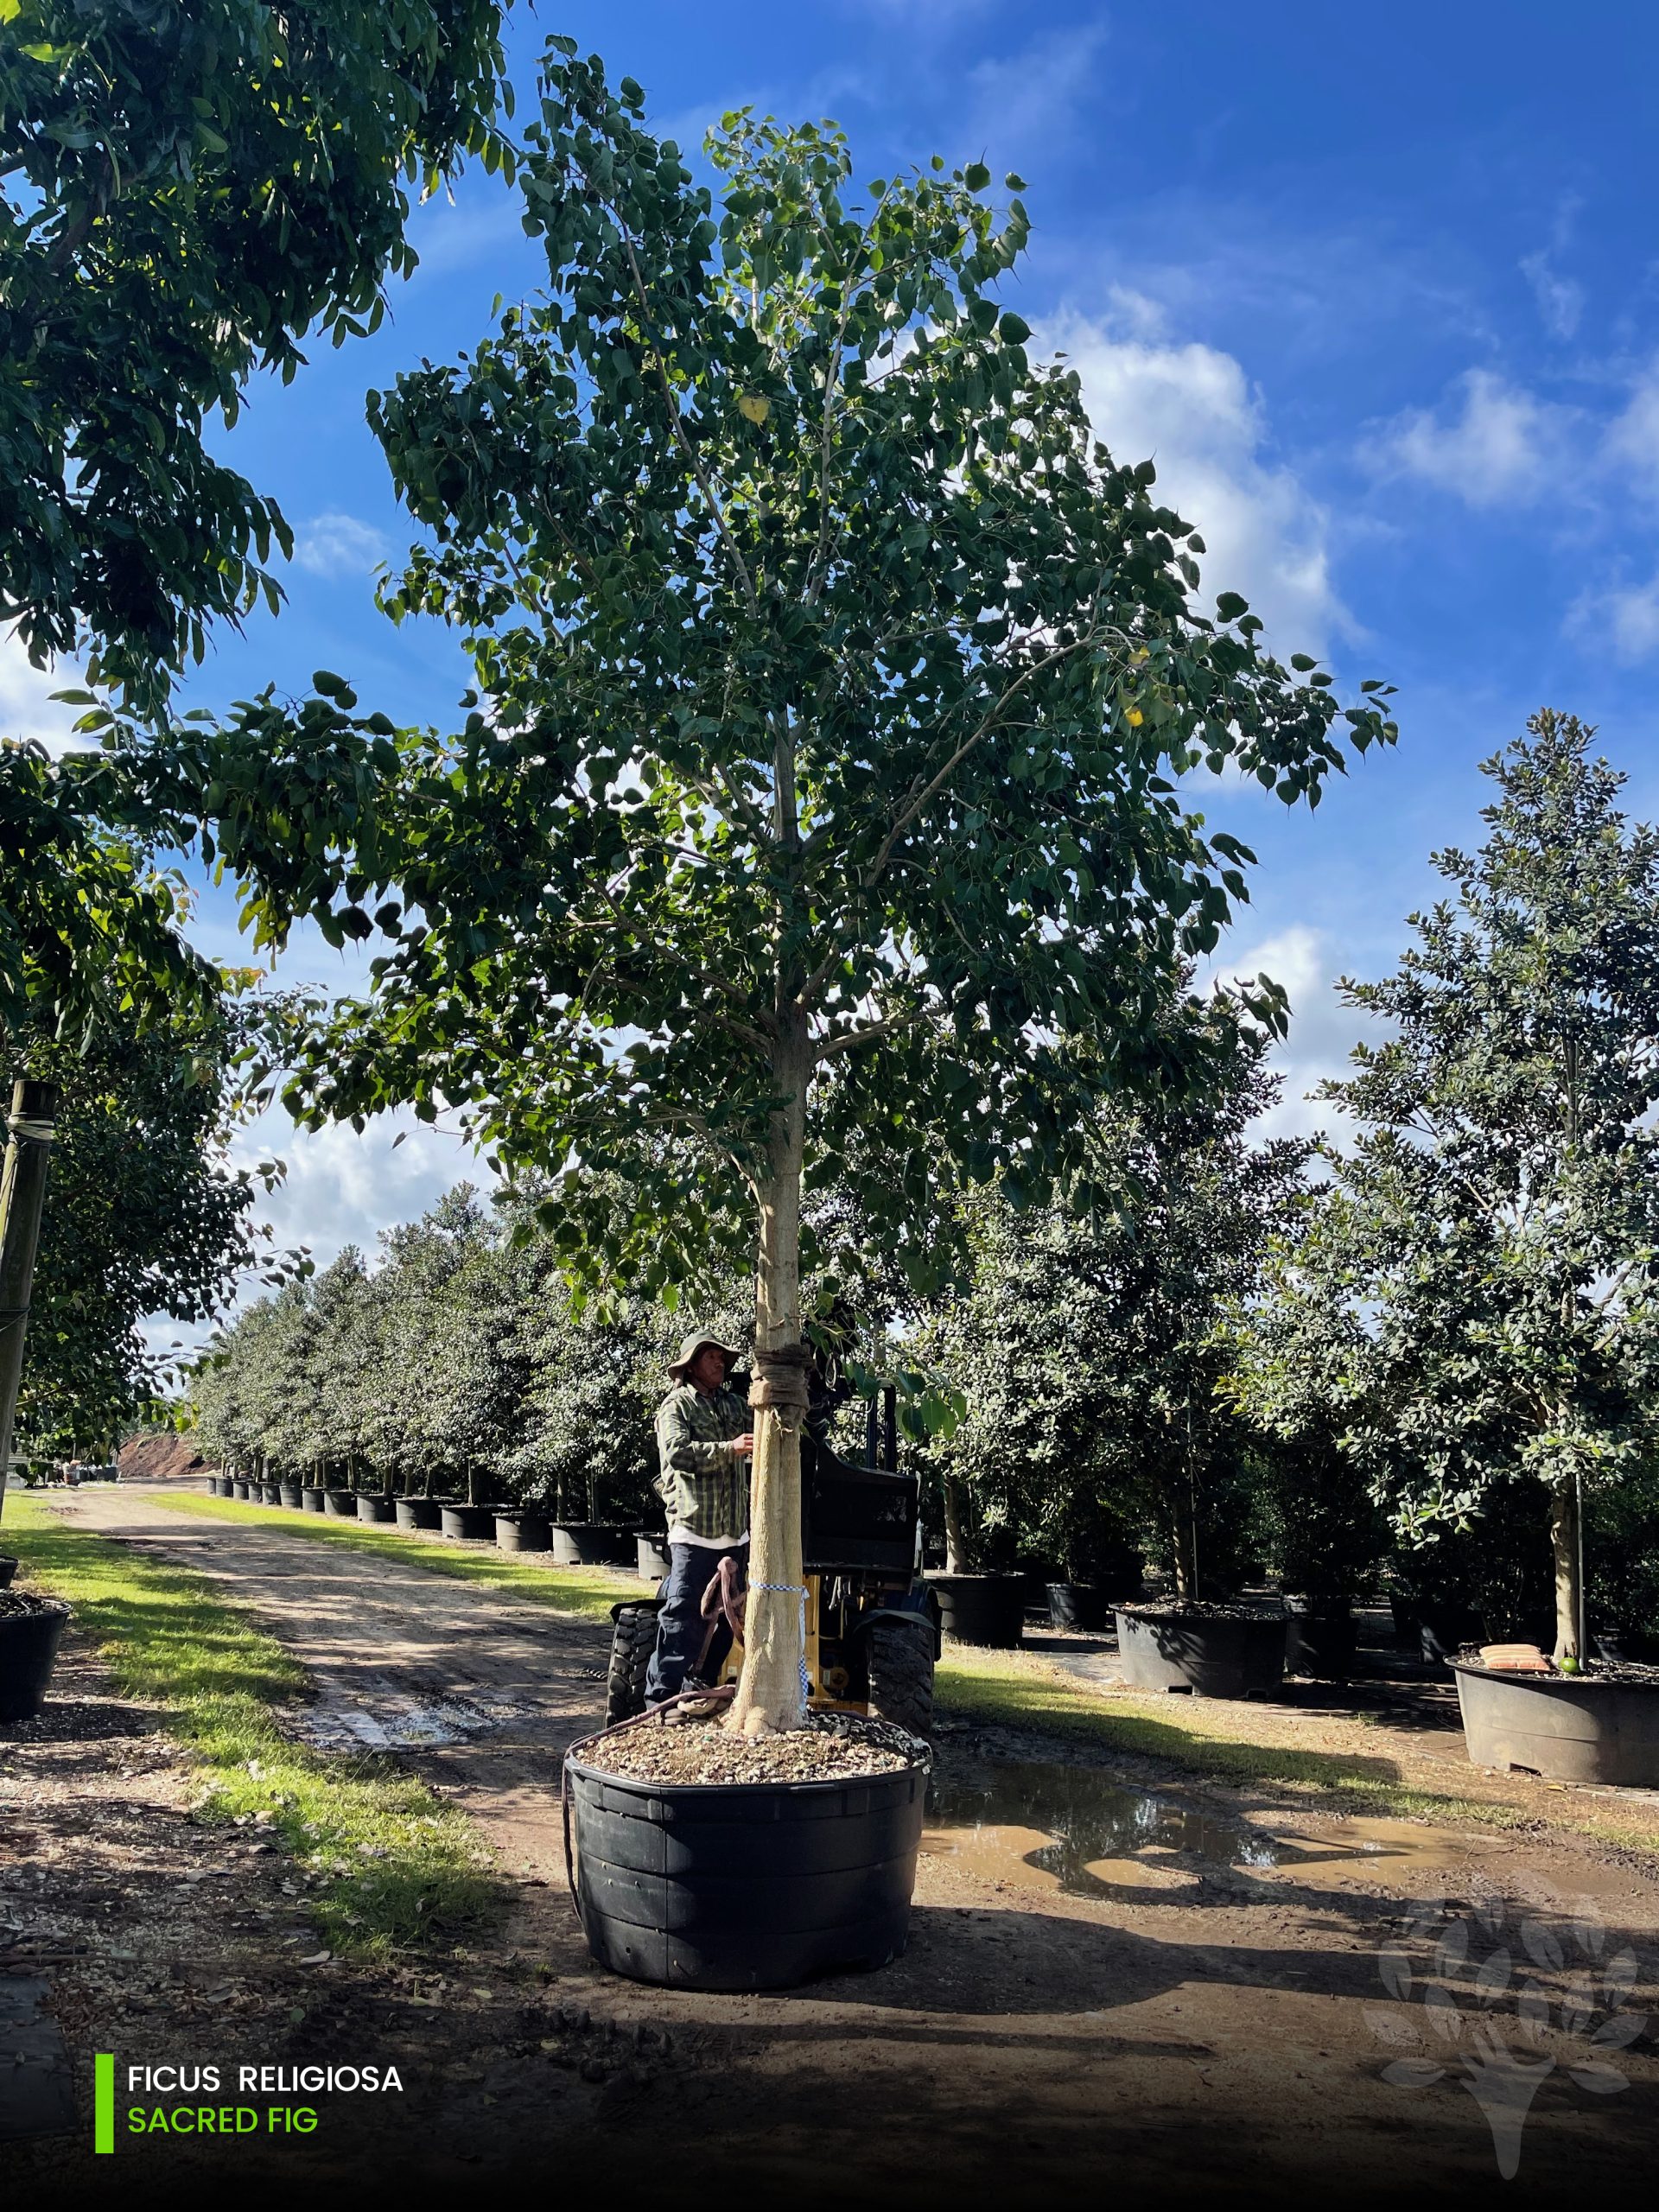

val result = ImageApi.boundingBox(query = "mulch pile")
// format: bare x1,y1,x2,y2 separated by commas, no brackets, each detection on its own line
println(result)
579,1711,924,1787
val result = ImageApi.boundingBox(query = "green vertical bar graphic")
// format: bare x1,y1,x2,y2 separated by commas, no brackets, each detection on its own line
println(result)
94,2051,115,2152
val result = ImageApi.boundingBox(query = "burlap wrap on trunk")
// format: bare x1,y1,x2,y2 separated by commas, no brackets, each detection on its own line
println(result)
749,1343,811,1420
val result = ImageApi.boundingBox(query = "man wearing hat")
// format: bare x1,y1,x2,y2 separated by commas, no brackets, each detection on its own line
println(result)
644,1332,754,1705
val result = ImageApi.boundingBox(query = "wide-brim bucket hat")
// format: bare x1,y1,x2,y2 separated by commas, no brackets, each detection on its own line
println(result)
668,1332,742,1382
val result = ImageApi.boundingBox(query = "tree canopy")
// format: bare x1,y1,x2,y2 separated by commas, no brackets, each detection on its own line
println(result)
248,46,1392,1729
0,0,510,713
1259,714,1659,1663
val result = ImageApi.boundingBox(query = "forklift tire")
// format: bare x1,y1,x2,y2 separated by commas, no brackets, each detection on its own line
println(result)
864,1612,935,1741
606,1602,660,1728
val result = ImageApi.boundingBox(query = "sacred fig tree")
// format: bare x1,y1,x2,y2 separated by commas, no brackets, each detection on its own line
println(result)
281,45,1395,1732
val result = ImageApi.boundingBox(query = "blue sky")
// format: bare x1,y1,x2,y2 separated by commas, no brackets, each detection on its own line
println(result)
23,0,1659,1314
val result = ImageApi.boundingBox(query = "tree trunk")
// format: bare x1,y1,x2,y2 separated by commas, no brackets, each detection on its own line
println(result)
943,1476,970,1575
1171,1488,1196,1605
0,1079,59,1529
728,1009,810,1736
1550,1474,1584,1668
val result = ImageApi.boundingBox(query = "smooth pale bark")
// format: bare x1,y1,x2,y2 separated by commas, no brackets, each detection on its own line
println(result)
1550,1473,1584,1668
728,1007,810,1736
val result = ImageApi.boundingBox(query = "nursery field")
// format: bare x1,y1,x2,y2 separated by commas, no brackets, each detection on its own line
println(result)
6,1479,1659,2206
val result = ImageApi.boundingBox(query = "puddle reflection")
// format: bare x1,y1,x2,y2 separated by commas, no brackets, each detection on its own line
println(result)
922,1762,1470,1899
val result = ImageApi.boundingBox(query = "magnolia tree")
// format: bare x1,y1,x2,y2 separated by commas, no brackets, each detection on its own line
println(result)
277,48,1394,1732
1274,716,1659,1666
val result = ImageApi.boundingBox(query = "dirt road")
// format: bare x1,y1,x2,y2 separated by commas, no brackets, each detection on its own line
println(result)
13,1484,1659,2206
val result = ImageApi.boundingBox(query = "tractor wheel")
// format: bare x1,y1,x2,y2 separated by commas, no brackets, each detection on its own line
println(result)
606,1602,660,1727
864,1613,935,1741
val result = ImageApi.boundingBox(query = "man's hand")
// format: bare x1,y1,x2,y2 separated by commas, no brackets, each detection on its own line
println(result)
730,1432,754,1459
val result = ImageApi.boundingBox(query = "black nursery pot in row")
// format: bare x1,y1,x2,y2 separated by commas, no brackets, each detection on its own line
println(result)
0,1598,71,1724
1116,1605,1288,1698
495,1510,550,1553
551,1523,638,1567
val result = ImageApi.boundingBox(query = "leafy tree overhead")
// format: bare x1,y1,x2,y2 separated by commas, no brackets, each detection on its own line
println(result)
268,50,1394,1731
0,0,510,714
1278,715,1659,1667
14,976,287,1452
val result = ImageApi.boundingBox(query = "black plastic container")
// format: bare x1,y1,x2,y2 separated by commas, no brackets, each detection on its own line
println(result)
356,1495,394,1523
552,1523,638,1567
0,1557,16,1589
566,1751,929,1991
278,1482,303,1510
1285,1599,1359,1679
395,1498,442,1531
0,1599,71,1722
322,1490,356,1518
1453,1663,1659,1785
636,1534,671,1580
301,1487,327,1514
496,1512,550,1553
213,1475,236,1497
925,1573,1025,1648
441,1504,494,1541
1046,1582,1111,1632
260,1482,283,1507
1116,1607,1287,1697
232,1479,253,1502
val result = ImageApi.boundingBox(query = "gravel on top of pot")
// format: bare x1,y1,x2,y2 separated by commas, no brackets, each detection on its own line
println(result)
1117,1599,1282,1622
1459,1656,1659,1687
579,1710,923,1787
0,1589,69,1621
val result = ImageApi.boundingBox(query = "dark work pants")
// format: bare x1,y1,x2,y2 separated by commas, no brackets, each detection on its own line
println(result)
645,1540,748,1704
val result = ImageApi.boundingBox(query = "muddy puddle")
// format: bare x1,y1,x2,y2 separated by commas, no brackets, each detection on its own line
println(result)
923,1761,1480,1899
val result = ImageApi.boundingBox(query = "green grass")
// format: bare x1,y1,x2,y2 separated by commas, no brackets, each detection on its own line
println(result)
153,1490,639,1617
3,1495,506,1955
936,1647,1547,1836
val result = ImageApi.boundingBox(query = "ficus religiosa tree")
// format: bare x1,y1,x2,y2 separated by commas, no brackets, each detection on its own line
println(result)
1270,715,1659,1667
268,48,1394,1732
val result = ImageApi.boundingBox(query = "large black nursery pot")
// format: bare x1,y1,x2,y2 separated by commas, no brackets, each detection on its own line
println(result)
356,1494,394,1524
300,1485,327,1514
566,1747,930,1992
925,1572,1026,1648
0,1597,71,1723
395,1497,442,1531
496,1510,550,1554
322,1489,356,1519
441,1503,494,1541
636,1533,671,1580
1391,1594,1484,1662
232,1478,253,1502
1116,1605,1287,1697
552,1523,638,1568
0,1557,17,1589
260,1481,283,1507
213,1475,235,1497
1453,1662,1659,1786
1046,1582,1111,1632
1285,1597,1359,1679
277,1481,303,1510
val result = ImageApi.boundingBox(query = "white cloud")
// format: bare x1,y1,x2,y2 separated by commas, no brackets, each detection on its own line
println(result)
963,23,1110,157
1362,368,1573,508
295,512,391,578
1207,923,1365,1142
1602,363,1659,500
1520,250,1583,341
233,1105,483,1281
0,626,82,751
1047,309,1347,652
1568,571,1659,664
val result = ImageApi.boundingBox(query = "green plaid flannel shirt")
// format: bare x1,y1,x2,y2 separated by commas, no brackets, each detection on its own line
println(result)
652,1382,751,1541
